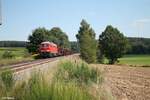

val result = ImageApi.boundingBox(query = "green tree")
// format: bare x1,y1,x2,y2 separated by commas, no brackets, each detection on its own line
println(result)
27,27,49,53
27,27,70,53
99,25,128,64
97,40,104,63
76,19,97,63
70,41,80,53
49,27,70,49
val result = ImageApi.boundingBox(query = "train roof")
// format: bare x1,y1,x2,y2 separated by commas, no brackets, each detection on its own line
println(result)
41,41,57,46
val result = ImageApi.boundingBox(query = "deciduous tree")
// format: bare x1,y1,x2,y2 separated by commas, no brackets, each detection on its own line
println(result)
76,19,97,63
99,25,128,64
27,27,70,53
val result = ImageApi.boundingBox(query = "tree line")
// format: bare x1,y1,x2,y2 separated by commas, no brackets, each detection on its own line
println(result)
0,19,150,64
127,37,150,54
70,37,150,55
1,38,149,55
0,41,27,47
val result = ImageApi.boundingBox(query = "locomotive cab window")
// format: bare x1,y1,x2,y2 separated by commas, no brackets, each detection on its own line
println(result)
46,44,49,47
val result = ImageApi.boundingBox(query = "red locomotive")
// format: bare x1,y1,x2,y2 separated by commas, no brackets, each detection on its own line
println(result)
39,41,71,58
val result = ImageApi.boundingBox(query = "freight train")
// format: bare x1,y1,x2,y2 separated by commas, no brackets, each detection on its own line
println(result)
39,41,71,58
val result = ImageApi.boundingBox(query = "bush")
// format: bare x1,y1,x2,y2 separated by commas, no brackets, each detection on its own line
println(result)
0,69,14,90
2,51,15,59
55,60,103,85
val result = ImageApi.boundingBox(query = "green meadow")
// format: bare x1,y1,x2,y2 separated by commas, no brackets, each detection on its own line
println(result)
0,47,27,58
118,55,150,66
0,47,33,67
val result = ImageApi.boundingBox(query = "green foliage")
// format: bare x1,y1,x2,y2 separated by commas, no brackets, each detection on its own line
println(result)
69,37,150,55
70,41,80,53
97,40,104,63
97,50,104,64
49,27,71,49
127,37,150,54
27,27,70,53
0,69,14,91
0,41,27,47
55,60,103,85
99,25,128,64
2,51,15,59
76,19,97,63
27,27,49,53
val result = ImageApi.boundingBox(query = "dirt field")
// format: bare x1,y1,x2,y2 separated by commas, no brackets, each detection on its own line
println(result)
92,64,150,100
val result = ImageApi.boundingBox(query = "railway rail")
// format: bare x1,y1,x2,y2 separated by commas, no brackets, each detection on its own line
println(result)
0,56,64,73
12,58,58,72
0,54,78,81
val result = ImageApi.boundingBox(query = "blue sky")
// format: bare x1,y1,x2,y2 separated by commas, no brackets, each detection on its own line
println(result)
0,0,150,41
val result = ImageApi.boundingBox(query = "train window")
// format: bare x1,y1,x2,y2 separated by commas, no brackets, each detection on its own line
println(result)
41,44,48,47
41,44,45,47
46,44,49,47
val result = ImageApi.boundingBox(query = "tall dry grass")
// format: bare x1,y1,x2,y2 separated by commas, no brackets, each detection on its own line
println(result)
0,60,102,100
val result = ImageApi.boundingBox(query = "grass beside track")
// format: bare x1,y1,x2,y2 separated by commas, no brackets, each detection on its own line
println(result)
0,47,26,57
0,47,34,67
0,59,103,100
118,55,150,66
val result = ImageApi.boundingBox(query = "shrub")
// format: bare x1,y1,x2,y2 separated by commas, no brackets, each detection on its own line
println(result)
0,69,14,91
55,60,103,85
2,51,15,59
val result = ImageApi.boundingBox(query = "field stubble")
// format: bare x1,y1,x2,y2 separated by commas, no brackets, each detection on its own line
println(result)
91,64,150,100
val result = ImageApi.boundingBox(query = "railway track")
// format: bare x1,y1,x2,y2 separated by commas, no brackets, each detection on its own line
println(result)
0,54,78,80
12,58,59,72
1,56,63,73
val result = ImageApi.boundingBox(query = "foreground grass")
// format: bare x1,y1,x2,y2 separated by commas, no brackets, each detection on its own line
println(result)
12,74,92,100
0,60,103,100
118,55,150,66
55,60,103,85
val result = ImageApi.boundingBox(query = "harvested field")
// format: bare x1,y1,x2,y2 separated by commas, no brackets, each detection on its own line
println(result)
91,64,150,100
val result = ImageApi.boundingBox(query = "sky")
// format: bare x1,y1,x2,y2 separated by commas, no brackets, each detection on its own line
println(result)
0,0,150,41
